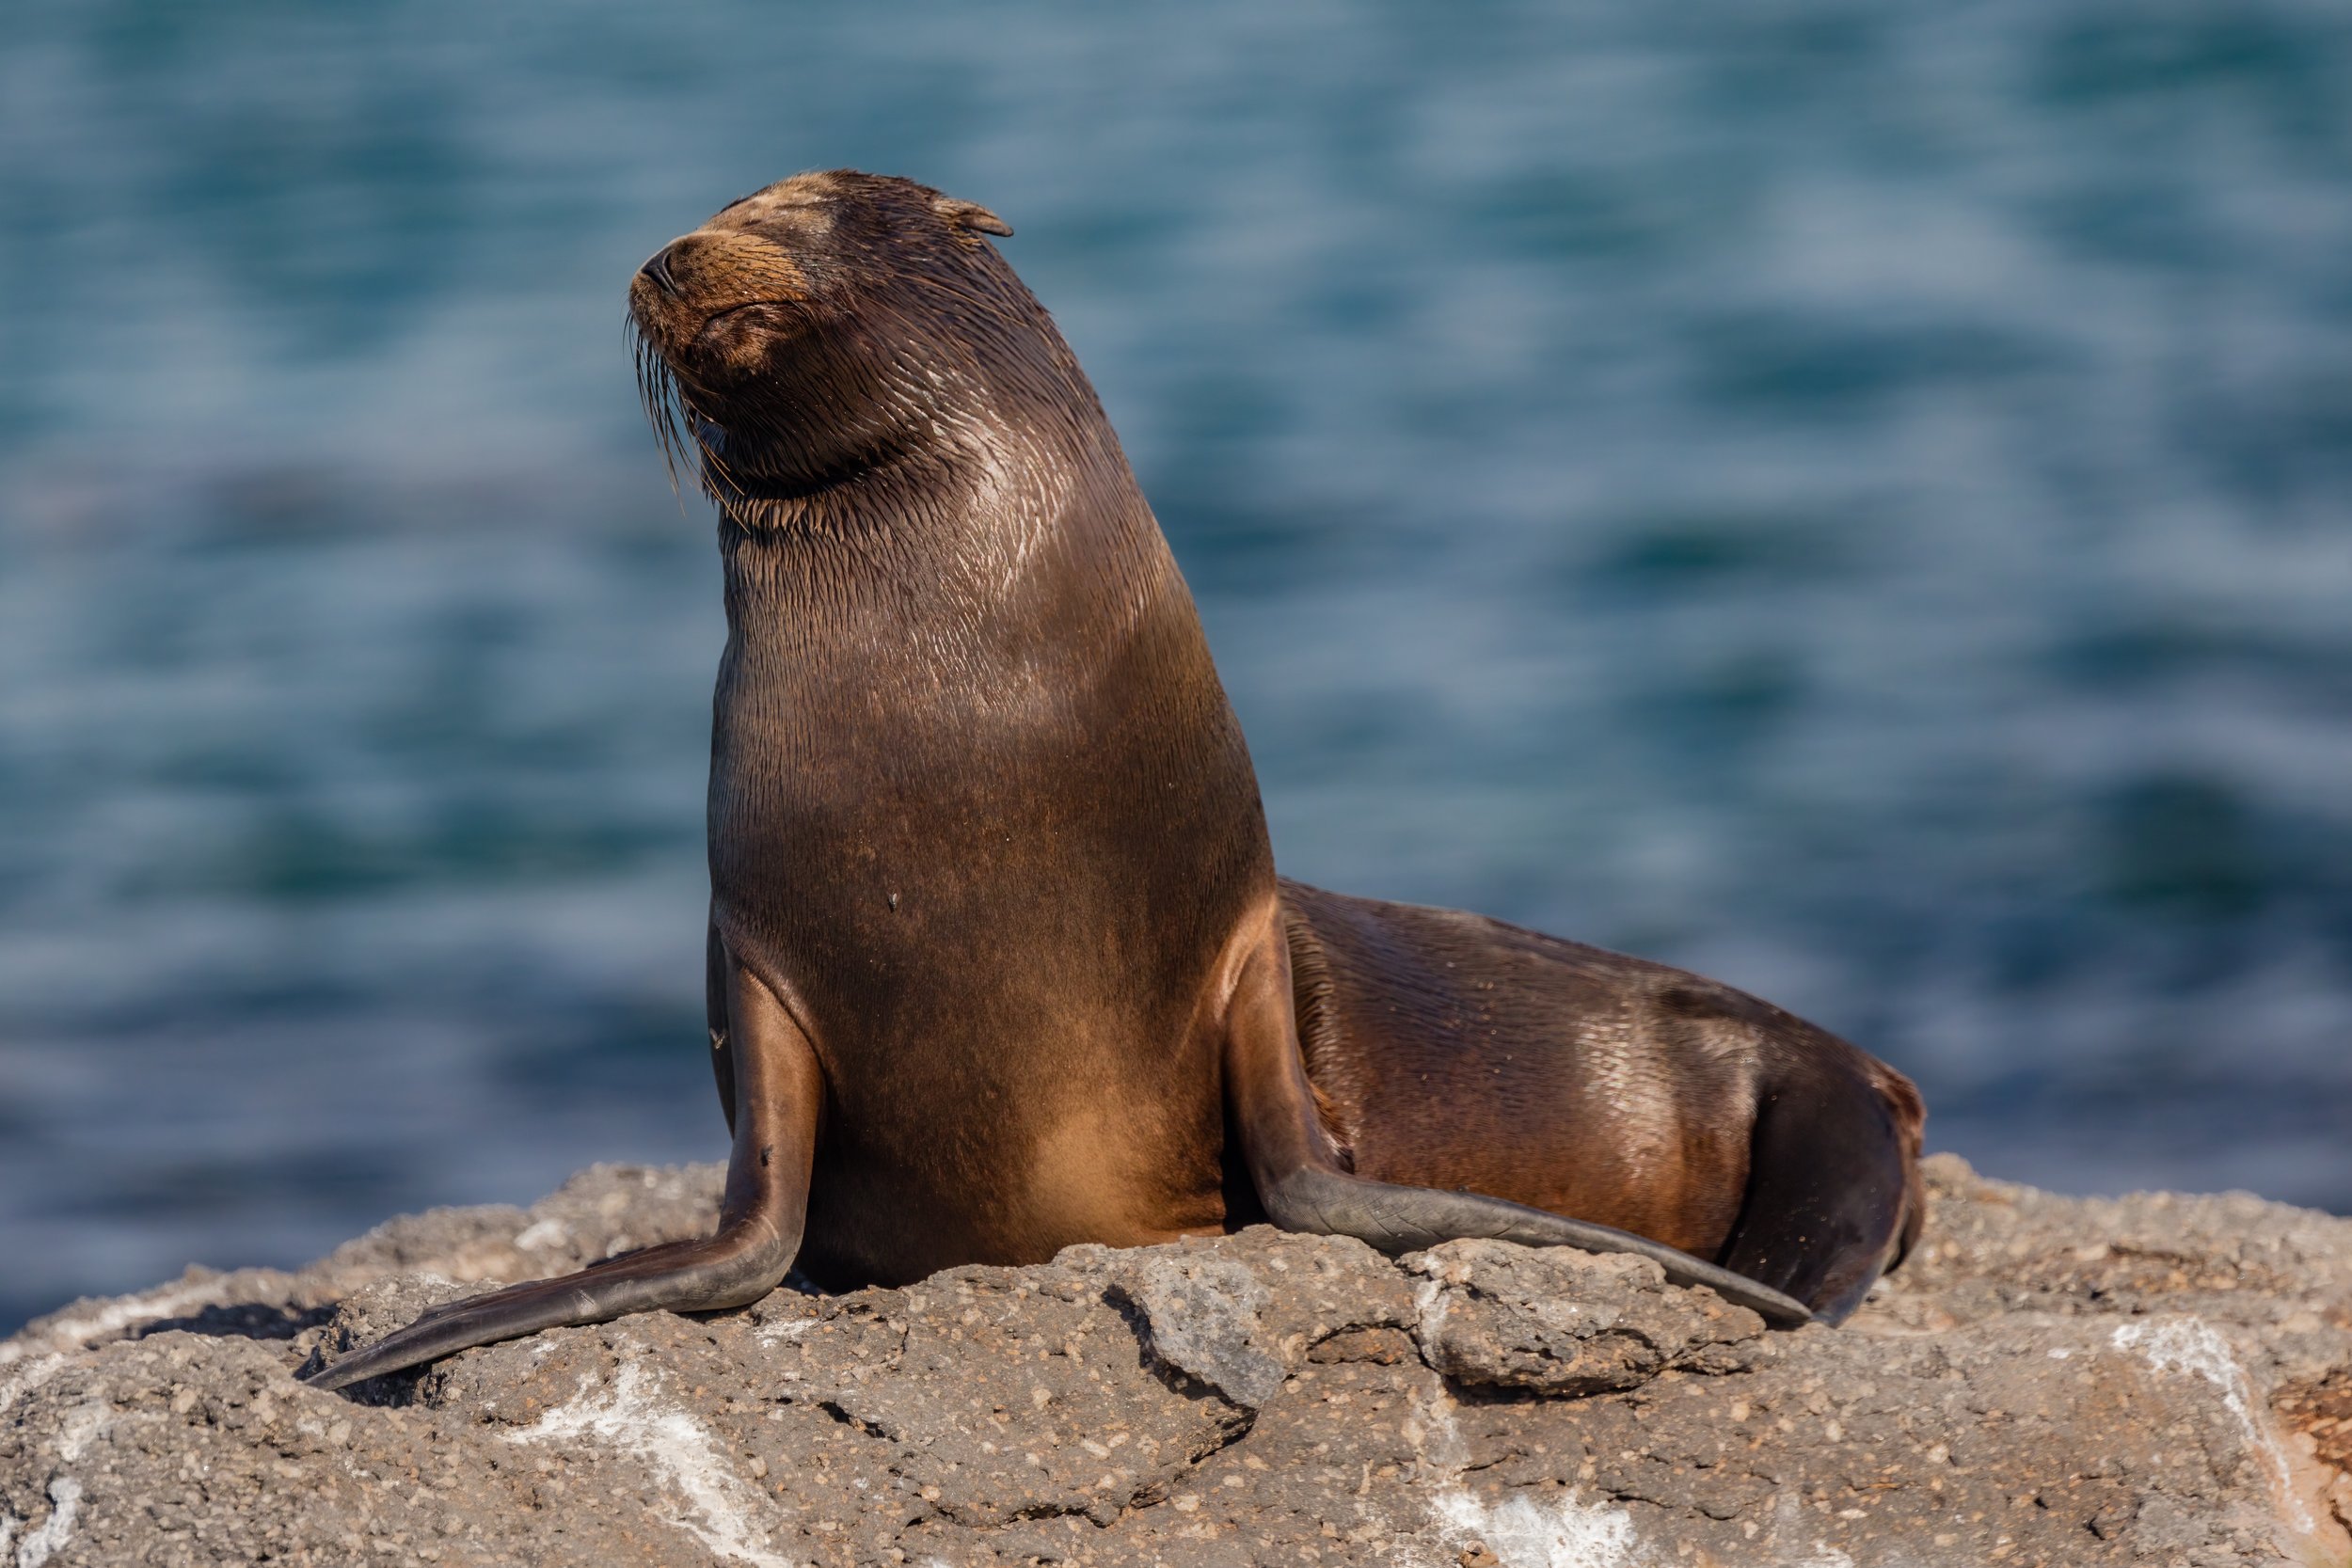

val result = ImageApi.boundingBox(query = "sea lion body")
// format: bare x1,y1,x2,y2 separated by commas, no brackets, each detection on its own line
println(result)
308,170,1922,1391
1279,884,1924,1313
717,497,1255,1286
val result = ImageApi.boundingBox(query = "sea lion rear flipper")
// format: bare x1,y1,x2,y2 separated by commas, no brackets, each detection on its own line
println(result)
1219,911,1817,1327
303,953,821,1391
1716,1060,1926,1326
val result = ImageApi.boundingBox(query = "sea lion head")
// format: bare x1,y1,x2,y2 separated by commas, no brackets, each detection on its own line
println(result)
628,169,1066,508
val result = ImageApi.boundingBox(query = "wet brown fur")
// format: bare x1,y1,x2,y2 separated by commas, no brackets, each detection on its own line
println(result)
306,170,1923,1391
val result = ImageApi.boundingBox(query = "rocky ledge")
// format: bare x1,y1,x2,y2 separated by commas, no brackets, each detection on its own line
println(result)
4,1155,2350,1567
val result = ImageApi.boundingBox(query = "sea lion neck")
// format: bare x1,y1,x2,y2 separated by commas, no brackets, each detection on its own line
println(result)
685,302,1109,554
707,407,1171,667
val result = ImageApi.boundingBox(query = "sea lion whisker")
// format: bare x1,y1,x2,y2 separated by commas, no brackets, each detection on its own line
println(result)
628,325,693,499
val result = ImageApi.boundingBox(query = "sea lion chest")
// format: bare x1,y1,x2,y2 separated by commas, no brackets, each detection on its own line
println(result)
705,550,1267,1281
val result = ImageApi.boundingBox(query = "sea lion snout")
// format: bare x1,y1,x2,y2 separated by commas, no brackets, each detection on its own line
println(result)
628,229,810,363
627,173,1012,371
637,245,680,297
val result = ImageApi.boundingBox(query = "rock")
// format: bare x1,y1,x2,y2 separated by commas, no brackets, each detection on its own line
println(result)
1407,1240,1768,1394
2,1152,2348,1566
1111,1254,1287,1409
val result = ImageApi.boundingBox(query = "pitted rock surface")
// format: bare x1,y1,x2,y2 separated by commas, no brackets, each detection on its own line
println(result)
1407,1241,1769,1395
1109,1254,1287,1411
5,1155,2350,1566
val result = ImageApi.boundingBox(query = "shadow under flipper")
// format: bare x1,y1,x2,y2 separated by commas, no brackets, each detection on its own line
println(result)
137,1300,335,1345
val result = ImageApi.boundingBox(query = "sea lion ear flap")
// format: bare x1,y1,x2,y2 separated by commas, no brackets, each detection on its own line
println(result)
933,194,1014,240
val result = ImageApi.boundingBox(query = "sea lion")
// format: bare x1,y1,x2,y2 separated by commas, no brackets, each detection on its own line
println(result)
307,170,1923,1391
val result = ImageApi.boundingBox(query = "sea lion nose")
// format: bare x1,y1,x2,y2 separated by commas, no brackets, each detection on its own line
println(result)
639,244,682,296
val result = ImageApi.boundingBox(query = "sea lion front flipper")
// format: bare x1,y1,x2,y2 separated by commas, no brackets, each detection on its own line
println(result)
303,953,821,1391
1219,912,1817,1327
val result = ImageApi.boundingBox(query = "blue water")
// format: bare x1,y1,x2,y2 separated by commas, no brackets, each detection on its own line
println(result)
4,1,2349,1332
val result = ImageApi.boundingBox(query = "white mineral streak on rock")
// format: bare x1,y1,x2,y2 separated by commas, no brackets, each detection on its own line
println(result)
503,1359,795,1568
512,1218,568,1250
12,1480,84,1568
0,1356,63,1421
13,1396,112,1568
1418,1267,1647,1566
53,1400,107,1465
0,1384,99,1568
1410,1369,1468,1483
1411,1275,1450,1359
2111,1316,2312,1534
1432,1487,1645,1568
755,1318,816,1345
0,1278,222,1366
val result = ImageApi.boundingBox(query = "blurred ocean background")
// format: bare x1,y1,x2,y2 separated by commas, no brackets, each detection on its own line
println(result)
4,0,2349,1332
